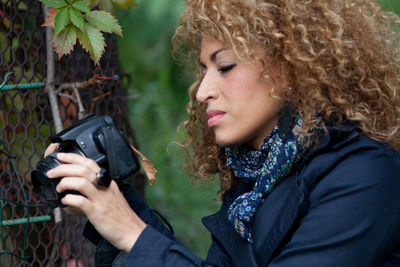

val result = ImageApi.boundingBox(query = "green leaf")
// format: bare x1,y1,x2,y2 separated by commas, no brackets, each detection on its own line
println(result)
84,10,122,36
112,0,137,9
54,7,70,35
98,0,115,13
52,25,77,58
77,23,105,64
72,1,91,13
38,0,67,9
70,7,84,30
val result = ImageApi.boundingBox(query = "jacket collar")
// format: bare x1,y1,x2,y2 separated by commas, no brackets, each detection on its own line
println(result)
202,174,304,266
252,174,304,264
202,180,259,266
310,123,360,154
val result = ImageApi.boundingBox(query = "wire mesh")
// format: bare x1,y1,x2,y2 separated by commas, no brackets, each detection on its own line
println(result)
0,0,143,266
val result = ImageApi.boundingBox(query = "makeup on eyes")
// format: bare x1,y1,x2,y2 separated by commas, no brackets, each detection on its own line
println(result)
200,48,237,69
218,63,237,73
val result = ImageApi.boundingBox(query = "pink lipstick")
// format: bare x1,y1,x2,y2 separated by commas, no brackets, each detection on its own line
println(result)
207,110,226,127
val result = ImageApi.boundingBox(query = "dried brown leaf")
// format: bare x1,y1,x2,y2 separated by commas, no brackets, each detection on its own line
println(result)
130,145,157,185
140,158,157,185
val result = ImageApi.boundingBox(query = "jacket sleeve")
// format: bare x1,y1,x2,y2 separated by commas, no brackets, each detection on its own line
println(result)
124,224,215,266
84,184,218,266
83,184,175,244
269,143,400,266
122,185,216,266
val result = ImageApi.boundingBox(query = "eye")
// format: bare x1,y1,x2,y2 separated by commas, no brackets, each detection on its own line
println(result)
199,62,207,74
218,64,236,73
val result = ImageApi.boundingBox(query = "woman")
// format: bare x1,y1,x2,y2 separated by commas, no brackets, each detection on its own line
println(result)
45,0,400,266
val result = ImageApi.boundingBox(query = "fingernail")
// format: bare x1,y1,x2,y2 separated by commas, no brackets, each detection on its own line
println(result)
47,170,55,178
51,143,59,149
57,153,65,159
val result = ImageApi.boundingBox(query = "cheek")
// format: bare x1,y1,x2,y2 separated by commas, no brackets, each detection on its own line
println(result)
226,78,275,110
230,64,272,94
215,98,282,147
225,89,283,145
224,75,263,100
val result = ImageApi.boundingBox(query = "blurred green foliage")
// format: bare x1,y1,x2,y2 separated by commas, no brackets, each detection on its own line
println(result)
116,0,220,258
116,0,400,259
381,0,400,14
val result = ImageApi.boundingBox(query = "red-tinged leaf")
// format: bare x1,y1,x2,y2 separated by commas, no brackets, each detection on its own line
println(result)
52,25,77,58
130,145,157,185
77,23,105,65
42,8,58,27
69,7,84,30
72,1,91,13
112,0,137,9
54,7,70,35
84,10,122,37
38,0,67,9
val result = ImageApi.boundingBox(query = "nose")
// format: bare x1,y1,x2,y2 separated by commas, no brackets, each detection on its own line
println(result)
196,72,218,103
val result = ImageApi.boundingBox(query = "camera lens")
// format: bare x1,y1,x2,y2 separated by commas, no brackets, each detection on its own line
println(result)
31,146,84,209
31,153,63,209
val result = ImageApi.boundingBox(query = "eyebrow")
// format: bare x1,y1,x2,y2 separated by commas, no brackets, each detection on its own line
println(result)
200,48,226,66
210,48,226,62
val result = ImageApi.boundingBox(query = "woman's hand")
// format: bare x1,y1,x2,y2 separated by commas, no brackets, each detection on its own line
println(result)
44,143,86,216
44,144,146,252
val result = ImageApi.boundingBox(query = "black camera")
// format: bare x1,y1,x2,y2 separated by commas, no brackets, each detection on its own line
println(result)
31,114,140,209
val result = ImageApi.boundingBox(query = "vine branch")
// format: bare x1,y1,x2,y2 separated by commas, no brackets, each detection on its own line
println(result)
42,4,63,224
56,77,101,93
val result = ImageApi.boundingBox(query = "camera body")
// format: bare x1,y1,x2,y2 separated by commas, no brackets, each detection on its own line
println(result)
31,114,140,209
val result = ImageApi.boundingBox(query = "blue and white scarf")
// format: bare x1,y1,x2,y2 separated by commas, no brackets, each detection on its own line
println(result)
225,120,304,243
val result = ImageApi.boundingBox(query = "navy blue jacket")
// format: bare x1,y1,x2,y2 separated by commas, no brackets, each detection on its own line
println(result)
84,125,400,266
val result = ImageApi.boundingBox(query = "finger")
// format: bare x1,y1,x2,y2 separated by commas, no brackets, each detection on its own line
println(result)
44,143,59,158
60,193,89,213
47,164,97,182
109,180,120,192
57,153,100,173
56,177,97,197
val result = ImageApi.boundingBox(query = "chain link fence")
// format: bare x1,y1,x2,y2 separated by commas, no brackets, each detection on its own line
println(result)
0,0,144,265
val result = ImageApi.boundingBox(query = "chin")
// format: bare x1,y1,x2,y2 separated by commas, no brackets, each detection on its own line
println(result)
214,136,242,148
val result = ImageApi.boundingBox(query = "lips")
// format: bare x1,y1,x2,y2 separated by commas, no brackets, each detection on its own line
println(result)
207,110,226,127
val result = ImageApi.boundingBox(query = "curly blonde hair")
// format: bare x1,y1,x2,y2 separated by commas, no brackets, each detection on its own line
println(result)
173,0,400,197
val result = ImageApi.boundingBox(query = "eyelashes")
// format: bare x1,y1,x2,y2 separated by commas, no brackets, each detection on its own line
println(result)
199,62,207,72
199,63,237,75
218,64,237,73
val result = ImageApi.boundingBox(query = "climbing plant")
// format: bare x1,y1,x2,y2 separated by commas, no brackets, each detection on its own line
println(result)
39,0,137,64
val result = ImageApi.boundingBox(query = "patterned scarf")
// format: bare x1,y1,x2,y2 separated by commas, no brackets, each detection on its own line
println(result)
225,118,304,243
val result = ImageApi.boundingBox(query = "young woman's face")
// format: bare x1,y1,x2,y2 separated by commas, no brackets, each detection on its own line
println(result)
196,38,285,149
